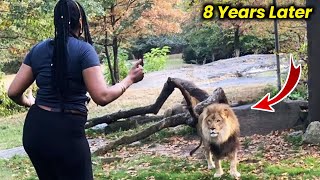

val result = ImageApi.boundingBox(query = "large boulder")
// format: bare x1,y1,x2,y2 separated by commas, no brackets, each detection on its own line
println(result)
303,121,320,145
232,100,308,136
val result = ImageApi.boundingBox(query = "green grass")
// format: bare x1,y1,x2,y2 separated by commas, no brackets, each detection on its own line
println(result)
102,155,320,180
0,155,37,180
165,54,185,70
264,157,320,178
1,145,320,179
0,114,26,150
284,134,303,147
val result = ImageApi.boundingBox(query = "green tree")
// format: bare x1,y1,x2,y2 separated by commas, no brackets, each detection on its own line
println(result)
85,0,186,84
0,1,54,73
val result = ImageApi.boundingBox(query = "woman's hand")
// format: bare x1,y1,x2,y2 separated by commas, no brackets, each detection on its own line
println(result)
128,59,144,84
27,89,35,107
83,59,145,106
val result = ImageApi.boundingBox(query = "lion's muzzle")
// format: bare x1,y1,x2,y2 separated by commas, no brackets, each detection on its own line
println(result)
209,129,219,137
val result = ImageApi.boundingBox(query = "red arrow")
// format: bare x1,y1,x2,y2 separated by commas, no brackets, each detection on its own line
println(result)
251,54,301,112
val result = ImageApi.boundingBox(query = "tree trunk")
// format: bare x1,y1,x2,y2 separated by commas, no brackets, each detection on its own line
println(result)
103,15,116,85
306,0,320,125
113,36,119,83
234,25,240,57
110,4,119,84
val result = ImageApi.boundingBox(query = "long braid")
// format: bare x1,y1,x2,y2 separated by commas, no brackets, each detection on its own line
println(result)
77,2,93,45
52,0,93,109
52,0,70,108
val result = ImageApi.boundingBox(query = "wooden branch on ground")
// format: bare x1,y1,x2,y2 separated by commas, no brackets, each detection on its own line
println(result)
194,87,229,115
93,113,191,155
105,115,165,134
85,77,208,129
92,86,230,154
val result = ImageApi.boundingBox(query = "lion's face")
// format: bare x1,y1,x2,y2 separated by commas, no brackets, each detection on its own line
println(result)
198,103,239,143
204,112,226,138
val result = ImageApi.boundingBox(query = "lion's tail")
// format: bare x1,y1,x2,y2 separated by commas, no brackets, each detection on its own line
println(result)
189,137,202,156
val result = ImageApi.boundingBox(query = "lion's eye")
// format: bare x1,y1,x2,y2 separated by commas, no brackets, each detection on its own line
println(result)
216,119,221,123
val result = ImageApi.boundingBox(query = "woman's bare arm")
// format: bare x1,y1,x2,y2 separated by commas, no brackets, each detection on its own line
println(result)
7,64,35,107
83,60,144,106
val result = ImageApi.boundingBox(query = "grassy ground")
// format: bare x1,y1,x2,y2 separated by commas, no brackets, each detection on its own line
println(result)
1,129,320,180
1,155,320,180
0,114,26,150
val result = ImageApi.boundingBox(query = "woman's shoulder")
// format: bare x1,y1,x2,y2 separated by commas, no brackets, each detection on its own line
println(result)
31,38,54,51
69,37,92,47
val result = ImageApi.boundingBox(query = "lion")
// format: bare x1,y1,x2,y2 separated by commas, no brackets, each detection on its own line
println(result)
190,103,241,178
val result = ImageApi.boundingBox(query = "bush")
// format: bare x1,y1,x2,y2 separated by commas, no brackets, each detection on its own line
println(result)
0,71,27,117
182,24,274,64
182,25,234,64
143,46,170,73
1,60,22,74
129,35,186,59
103,49,130,84
240,35,274,55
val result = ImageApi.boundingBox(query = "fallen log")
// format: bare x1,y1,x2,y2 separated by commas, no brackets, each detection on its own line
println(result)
93,113,192,155
91,85,229,155
104,115,165,134
86,78,208,129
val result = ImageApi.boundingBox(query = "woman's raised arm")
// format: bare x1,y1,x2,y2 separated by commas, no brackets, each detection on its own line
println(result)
83,59,144,106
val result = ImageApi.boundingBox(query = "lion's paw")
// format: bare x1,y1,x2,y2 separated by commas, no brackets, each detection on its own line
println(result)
230,170,241,178
214,171,224,178
208,164,215,170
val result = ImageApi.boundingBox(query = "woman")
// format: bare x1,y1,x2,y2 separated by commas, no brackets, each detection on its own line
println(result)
7,0,144,179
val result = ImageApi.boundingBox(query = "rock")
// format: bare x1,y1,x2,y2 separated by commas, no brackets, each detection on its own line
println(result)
129,141,142,147
91,123,108,132
288,130,303,138
303,121,320,145
0,147,27,159
233,100,308,136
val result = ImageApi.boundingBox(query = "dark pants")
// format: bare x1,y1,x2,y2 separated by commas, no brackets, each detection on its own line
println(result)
23,105,93,180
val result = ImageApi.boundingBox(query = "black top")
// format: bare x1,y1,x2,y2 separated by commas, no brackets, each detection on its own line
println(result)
23,37,100,113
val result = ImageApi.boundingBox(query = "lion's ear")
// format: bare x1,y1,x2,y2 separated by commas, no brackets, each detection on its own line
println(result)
222,108,230,118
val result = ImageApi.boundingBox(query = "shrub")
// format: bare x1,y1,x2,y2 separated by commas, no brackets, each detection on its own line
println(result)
182,24,274,64
240,35,274,55
103,49,130,84
143,46,170,73
182,25,234,64
129,35,186,59
1,60,22,74
0,71,27,117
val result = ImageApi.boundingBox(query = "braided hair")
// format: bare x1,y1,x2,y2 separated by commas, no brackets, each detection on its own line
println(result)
52,0,92,106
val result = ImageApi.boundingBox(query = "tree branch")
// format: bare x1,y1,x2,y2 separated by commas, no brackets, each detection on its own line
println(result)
85,79,175,128
85,77,210,129
91,83,229,154
93,113,191,155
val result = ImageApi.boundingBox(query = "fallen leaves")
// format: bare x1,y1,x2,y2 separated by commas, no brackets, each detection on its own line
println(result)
93,129,320,179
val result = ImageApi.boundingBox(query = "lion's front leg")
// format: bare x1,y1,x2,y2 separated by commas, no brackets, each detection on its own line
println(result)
213,158,224,178
204,145,215,169
229,151,241,178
